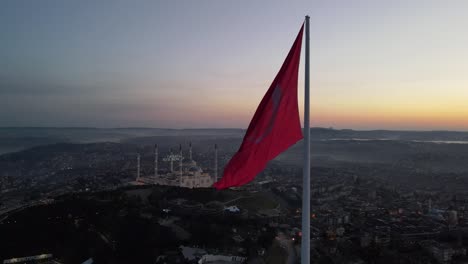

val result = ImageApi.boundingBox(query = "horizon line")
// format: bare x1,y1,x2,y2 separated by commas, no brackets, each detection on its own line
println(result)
1,126,468,133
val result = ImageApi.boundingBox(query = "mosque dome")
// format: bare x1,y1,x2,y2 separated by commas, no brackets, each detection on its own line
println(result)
188,166,203,173
183,158,197,166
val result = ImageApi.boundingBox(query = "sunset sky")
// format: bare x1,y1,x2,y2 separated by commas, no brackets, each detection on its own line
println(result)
1,0,468,130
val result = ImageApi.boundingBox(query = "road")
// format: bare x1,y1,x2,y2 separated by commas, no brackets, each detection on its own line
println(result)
277,232,296,264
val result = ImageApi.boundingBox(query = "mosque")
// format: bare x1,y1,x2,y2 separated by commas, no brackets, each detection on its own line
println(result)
132,143,218,188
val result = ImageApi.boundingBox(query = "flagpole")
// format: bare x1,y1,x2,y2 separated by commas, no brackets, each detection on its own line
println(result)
301,15,311,264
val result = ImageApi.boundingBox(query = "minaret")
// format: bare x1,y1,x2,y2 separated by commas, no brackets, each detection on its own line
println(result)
154,144,158,184
179,144,183,177
136,153,140,181
214,144,218,182
189,142,193,160
169,148,174,172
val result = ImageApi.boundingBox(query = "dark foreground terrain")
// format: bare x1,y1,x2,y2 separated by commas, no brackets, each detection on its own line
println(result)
0,185,284,264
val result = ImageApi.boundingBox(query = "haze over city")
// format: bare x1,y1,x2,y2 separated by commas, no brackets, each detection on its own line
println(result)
1,0,467,130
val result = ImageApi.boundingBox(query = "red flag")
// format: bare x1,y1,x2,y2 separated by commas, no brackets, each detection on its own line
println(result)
214,24,304,190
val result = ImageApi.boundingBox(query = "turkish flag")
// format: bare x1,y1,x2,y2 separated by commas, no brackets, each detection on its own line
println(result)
214,24,304,190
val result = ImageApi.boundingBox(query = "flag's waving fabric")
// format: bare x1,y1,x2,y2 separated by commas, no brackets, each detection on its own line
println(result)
214,24,304,190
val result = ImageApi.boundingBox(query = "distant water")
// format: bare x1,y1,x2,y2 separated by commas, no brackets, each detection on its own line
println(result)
411,140,468,144
325,138,468,144
325,138,392,141
0,147,23,155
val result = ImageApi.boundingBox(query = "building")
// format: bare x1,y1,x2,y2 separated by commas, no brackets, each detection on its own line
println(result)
3,254,56,264
420,240,454,264
178,157,214,188
198,255,246,264
448,210,458,227
132,143,216,188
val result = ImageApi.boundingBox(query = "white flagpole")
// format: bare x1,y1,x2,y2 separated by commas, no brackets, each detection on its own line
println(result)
301,15,311,264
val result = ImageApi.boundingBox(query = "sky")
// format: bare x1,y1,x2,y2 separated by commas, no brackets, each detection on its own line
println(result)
1,0,468,130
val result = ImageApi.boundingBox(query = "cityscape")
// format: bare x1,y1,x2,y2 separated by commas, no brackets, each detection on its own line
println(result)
2,128,468,263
